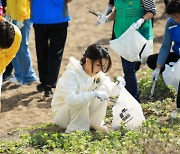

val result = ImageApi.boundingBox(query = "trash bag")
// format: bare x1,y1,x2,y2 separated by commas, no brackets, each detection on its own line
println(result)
112,85,145,130
109,25,147,62
140,39,153,64
162,59,180,92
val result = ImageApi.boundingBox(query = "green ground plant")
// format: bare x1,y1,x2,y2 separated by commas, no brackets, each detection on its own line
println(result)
0,72,180,153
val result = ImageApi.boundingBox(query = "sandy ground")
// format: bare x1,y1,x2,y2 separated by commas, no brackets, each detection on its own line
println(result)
0,0,167,137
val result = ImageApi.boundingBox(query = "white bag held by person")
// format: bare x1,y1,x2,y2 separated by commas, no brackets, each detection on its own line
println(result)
162,59,180,92
140,39,153,64
112,85,145,130
109,25,147,62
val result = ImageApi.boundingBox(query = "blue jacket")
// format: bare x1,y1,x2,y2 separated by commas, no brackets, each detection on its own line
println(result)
31,0,70,24
168,18,180,56
157,18,180,66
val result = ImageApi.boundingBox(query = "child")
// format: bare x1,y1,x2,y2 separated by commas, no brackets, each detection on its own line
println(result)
51,44,125,133
147,0,180,118
0,16,22,107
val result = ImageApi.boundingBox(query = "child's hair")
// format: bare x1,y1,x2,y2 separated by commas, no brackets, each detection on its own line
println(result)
0,20,15,49
165,0,180,14
80,44,112,73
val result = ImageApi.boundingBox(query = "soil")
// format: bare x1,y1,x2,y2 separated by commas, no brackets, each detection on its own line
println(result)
0,0,167,139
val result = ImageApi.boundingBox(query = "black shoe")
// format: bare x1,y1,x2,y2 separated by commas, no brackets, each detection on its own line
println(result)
36,83,45,92
3,74,13,82
44,87,53,97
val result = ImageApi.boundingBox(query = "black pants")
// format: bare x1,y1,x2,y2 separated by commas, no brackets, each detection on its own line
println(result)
3,62,13,80
147,52,180,108
33,22,68,88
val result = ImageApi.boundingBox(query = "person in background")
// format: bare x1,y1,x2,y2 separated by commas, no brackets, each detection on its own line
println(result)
30,0,73,97
97,0,156,102
0,16,21,108
51,44,125,133
0,0,3,16
147,0,180,118
3,0,38,85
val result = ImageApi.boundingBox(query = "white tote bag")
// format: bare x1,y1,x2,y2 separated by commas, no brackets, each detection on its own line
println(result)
162,59,180,92
112,85,145,130
109,25,147,62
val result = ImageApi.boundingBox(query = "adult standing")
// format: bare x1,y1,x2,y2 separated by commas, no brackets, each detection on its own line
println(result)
147,0,180,118
98,0,156,102
31,0,72,97
4,0,38,84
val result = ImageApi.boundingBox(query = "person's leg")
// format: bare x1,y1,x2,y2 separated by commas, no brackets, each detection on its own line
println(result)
66,103,90,132
177,82,180,108
2,62,13,81
13,20,37,84
46,23,68,88
89,97,108,131
147,52,179,71
121,57,140,102
33,24,49,89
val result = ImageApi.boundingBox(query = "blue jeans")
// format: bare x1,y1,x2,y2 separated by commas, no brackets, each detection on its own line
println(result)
121,57,140,102
12,19,37,84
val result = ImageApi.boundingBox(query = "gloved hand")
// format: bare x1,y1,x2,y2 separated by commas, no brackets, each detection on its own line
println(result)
132,18,145,29
16,21,24,29
116,76,126,87
152,68,160,81
95,15,108,27
104,5,113,15
94,91,109,101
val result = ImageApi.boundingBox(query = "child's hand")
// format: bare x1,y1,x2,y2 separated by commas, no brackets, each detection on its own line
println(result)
94,91,109,101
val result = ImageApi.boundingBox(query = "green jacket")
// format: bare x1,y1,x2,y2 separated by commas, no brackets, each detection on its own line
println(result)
114,0,153,40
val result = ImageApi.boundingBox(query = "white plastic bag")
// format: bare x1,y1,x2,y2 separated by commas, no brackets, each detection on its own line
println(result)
140,39,153,64
162,59,180,91
109,25,147,62
112,86,145,130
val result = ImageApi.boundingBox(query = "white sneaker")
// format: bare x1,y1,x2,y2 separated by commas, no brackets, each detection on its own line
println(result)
171,108,180,118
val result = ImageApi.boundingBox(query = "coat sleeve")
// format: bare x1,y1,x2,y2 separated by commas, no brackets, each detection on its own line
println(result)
17,0,30,21
54,71,95,108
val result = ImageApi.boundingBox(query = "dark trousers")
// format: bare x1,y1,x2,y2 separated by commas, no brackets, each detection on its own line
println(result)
3,62,13,79
121,57,141,102
33,22,68,88
177,82,180,108
147,52,180,108
147,53,179,72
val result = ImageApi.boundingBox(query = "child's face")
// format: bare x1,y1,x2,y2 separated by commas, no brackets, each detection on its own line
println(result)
86,58,108,76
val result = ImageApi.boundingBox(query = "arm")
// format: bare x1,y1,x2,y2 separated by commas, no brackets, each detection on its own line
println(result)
156,20,172,68
106,9,116,22
56,71,95,107
142,0,156,18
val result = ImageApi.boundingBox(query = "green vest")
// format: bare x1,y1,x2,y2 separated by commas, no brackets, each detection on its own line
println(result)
114,0,153,40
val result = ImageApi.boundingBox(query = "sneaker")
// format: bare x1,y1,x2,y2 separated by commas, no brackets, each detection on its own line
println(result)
171,108,180,118
36,83,45,92
9,77,22,85
44,86,53,97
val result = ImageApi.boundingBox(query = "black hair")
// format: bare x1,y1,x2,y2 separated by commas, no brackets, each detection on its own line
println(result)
80,44,112,73
0,20,15,49
165,0,180,14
